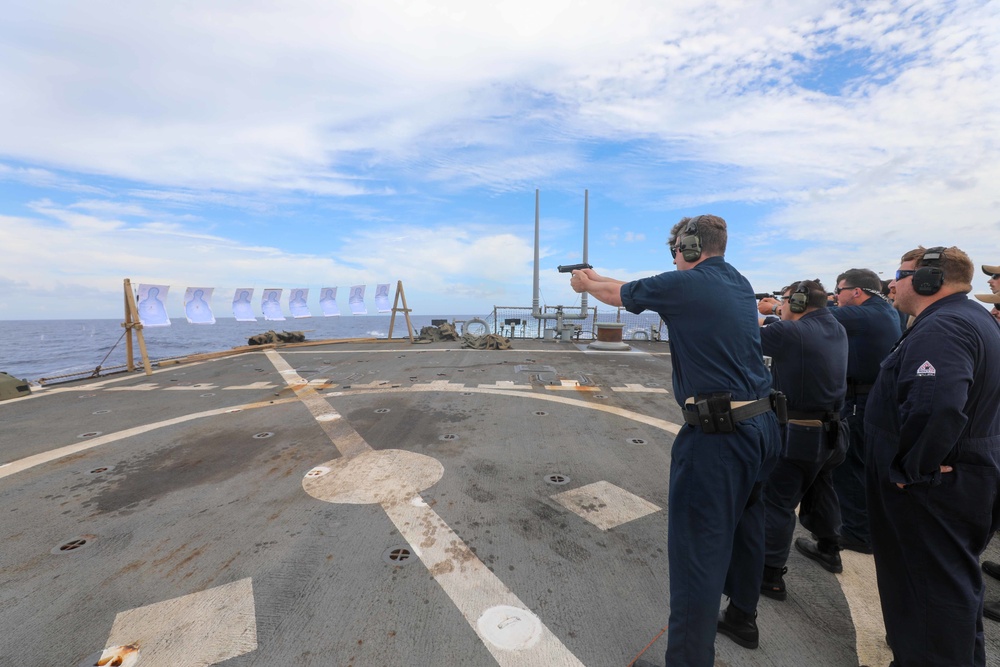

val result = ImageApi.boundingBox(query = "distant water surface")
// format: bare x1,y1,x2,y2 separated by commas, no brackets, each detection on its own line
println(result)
0,315,472,382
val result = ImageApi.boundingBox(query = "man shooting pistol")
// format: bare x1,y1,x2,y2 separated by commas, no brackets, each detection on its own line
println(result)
558,263,593,273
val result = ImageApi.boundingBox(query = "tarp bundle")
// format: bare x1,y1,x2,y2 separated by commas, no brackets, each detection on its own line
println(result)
413,323,511,349
247,330,307,345
414,322,461,343
461,333,511,350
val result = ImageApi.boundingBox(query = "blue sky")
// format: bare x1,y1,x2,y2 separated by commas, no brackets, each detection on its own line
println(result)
1,0,998,320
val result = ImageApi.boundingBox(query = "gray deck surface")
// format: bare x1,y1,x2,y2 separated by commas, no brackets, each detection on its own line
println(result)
1,340,998,666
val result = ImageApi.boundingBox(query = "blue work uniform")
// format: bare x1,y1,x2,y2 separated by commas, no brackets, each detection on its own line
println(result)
760,309,848,568
865,294,1000,666
621,256,781,667
825,296,901,548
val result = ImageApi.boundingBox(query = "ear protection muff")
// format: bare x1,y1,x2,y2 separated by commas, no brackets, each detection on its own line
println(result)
913,246,946,296
788,283,810,314
677,216,703,262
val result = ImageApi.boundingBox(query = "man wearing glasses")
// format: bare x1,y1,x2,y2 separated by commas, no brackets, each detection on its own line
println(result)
867,247,1000,667
571,215,781,666
976,265,1000,622
796,269,901,562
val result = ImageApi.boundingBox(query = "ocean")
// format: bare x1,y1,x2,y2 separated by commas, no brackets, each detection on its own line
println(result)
0,315,471,383
2,311,667,383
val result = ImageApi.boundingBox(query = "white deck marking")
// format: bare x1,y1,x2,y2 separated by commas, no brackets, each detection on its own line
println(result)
101,578,257,666
478,381,531,389
611,383,669,394
0,397,299,479
265,349,587,666
551,480,662,530
163,383,219,391
544,379,600,391
410,379,467,390
223,381,278,390
105,383,161,391
840,551,893,667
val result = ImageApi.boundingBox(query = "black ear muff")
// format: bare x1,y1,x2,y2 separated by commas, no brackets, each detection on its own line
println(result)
788,283,809,314
913,246,946,296
678,217,703,262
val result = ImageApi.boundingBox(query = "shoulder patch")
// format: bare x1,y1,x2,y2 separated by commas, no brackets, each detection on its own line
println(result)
916,361,936,377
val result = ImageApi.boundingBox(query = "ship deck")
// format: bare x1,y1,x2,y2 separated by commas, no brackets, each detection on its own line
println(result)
1,339,998,666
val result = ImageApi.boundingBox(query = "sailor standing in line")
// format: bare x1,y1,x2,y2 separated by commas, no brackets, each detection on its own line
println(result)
571,214,781,667
794,268,900,558
867,247,1000,667
974,263,1000,622
757,280,849,599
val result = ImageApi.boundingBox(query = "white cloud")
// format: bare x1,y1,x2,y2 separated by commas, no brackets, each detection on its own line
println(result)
1,1,999,318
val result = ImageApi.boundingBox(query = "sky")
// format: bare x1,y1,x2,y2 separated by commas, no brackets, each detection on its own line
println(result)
1,0,998,320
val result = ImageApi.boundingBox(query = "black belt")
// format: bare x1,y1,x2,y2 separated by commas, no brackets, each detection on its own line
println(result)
682,396,773,429
786,409,840,422
847,382,873,396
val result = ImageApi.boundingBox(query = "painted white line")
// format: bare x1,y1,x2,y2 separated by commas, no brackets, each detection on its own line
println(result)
105,383,160,392
101,578,257,666
839,551,892,667
163,383,219,391
0,397,299,480
611,383,669,394
385,498,585,666
223,382,278,390
478,381,531,390
410,379,467,390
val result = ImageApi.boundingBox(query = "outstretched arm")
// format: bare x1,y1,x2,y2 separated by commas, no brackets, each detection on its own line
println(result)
570,268,626,307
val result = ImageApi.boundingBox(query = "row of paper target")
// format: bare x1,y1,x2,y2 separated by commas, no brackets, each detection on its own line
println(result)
135,283,392,326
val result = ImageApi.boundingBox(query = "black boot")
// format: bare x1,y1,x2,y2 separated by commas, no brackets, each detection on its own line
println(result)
795,537,843,573
760,565,788,601
717,600,759,649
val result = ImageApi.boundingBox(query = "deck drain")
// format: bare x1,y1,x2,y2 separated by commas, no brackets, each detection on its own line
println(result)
544,474,571,485
375,408,391,414
383,546,416,565
226,408,243,413
252,432,274,439
89,466,110,474
51,535,95,555
439,434,458,441
628,438,648,445
533,411,548,417
77,431,103,439
462,392,473,396
200,392,215,397
92,409,111,415
594,395,607,399
305,466,331,479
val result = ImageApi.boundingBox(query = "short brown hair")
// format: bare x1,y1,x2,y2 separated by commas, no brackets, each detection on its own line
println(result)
787,279,829,310
668,214,727,257
900,246,973,293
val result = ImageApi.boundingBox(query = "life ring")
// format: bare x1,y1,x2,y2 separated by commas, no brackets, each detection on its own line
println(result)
463,318,490,336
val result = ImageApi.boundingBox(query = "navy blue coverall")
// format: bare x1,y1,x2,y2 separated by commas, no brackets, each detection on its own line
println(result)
865,294,1000,666
621,256,781,667
825,295,901,547
760,308,848,568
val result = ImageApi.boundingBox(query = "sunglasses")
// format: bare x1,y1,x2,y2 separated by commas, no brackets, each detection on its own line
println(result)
991,273,1000,280
895,269,917,281
834,286,856,294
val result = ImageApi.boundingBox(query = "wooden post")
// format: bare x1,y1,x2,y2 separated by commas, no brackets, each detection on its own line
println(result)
387,280,415,343
122,279,153,376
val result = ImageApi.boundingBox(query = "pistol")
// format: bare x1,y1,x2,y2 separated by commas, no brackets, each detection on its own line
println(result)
558,263,593,273
754,291,782,300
